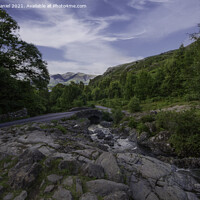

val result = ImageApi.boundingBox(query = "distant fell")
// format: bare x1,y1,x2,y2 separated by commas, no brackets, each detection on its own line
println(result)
49,72,96,87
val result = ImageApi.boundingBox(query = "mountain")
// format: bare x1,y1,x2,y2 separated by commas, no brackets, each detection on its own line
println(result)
49,72,96,87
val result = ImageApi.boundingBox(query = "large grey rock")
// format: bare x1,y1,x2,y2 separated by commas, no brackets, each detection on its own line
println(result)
86,179,129,197
117,153,199,200
80,193,98,200
47,174,63,184
186,192,199,200
81,163,105,179
44,185,55,193
146,192,159,200
96,152,123,183
62,176,73,187
14,191,27,200
3,193,14,200
52,187,73,200
130,176,152,200
155,185,187,200
19,149,46,164
73,149,99,160
9,162,42,189
103,191,129,200
117,153,171,180
58,160,80,175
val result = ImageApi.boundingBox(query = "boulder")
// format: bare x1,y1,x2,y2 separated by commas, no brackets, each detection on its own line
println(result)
9,162,42,189
3,193,14,200
81,163,105,179
103,191,129,200
58,160,80,175
62,176,73,187
96,152,123,183
13,191,27,200
117,153,199,200
44,185,55,193
86,179,129,197
80,193,98,200
52,187,73,200
47,174,63,184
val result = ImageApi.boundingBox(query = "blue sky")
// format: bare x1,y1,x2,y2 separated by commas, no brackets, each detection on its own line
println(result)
4,0,200,74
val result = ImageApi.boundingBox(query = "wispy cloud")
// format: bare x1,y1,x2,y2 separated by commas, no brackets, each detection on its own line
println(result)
17,1,139,74
7,0,200,74
127,0,200,39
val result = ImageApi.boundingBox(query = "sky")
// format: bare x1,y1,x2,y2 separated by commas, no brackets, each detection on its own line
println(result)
3,0,200,75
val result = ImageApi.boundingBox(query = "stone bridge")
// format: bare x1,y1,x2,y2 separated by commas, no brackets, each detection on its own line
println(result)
75,109,103,124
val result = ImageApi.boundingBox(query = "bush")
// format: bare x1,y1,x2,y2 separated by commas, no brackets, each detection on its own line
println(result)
55,125,67,134
140,115,155,123
136,123,149,133
184,93,200,101
111,108,124,124
128,97,141,113
73,99,84,107
155,109,200,157
102,111,113,122
128,117,137,128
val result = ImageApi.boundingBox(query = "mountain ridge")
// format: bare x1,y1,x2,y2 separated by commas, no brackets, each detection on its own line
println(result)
49,72,96,87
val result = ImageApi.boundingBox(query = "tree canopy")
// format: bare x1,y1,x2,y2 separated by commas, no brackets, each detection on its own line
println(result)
0,9,49,115
0,8,49,89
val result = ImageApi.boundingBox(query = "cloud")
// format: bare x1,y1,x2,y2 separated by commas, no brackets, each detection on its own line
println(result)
127,0,200,39
17,2,139,74
128,0,147,10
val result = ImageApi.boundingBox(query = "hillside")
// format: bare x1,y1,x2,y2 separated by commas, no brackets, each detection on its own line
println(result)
90,49,176,85
89,40,200,105
49,72,96,88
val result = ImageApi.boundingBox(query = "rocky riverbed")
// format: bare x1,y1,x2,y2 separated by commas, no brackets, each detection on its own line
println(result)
0,111,200,200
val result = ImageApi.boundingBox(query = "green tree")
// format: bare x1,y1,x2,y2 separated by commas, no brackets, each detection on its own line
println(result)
0,9,49,89
128,96,141,113
49,84,65,112
60,83,82,110
124,73,136,99
134,71,153,100
0,9,50,115
108,81,121,98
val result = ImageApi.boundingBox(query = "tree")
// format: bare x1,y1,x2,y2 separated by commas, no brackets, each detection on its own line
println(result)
92,87,102,101
60,83,82,110
124,73,136,99
0,9,50,114
134,70,153,100
49,84,65,112
108,81,121,98
0,9,49,89
128,96,141,113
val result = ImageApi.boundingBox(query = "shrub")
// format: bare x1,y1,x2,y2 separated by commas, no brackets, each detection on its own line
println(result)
155,109,200,157
111,108,124,124
136,123,149,133
140,115,155,123
102,111,113,122
55,125,67,134
73,99,84,107
128,97,141,113
128,117,137,128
